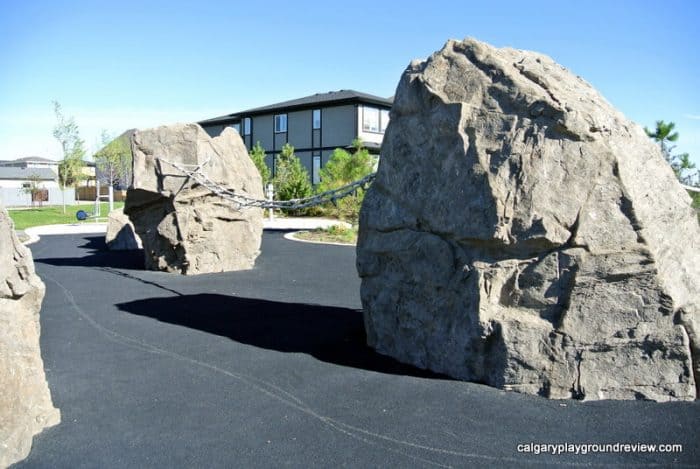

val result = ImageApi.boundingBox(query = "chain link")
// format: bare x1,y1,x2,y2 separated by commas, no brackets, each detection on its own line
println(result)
157,157,375,210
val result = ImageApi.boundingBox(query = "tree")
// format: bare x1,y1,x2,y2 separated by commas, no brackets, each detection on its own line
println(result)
94,129,132,189
318,138,376,223
644,120,678,155
272,143,312,215
645,120,697,185
248,141,270,187
53,101,86,213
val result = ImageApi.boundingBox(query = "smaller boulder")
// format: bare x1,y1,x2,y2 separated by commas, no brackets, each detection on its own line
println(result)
106,208,142,250
124,123,264,275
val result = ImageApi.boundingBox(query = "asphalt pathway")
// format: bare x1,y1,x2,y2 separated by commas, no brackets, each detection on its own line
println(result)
14,232,700,468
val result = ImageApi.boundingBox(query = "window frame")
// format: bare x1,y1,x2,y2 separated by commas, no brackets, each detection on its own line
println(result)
380,109,390,133
274,114,288,133
362,106,380,133
312,153,321,185
312,109,321,130
243,117,251,136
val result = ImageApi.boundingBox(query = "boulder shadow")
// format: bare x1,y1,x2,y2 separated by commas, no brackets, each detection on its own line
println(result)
116,293,450,380
35,235,144,270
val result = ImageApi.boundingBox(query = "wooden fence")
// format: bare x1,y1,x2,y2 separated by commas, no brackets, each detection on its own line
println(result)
76,187,127,201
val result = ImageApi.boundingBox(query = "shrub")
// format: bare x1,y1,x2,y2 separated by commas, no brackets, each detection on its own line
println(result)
249,141,270,187
272,143,313,215
317,139,375,223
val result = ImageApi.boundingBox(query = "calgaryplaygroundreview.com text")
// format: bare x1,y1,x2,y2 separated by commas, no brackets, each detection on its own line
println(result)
517,442,683,456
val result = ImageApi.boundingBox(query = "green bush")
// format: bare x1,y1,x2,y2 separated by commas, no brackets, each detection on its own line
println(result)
317,139,375,224
691,191,700,223
272,143,313,215
249,141,270,187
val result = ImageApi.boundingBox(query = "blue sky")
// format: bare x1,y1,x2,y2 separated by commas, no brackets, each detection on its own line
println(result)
1,0,699,168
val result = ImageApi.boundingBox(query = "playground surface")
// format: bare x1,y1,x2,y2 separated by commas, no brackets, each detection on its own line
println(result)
14,232,700,468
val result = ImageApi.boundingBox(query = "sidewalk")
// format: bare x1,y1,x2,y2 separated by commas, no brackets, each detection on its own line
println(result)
21,217,350,244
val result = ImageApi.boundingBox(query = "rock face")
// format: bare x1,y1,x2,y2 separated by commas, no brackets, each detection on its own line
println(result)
357,38,700,401
106,207,142,250
0,207,60,467
124,123,264,275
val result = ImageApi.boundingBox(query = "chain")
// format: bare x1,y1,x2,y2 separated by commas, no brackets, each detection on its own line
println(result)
157,157,375,210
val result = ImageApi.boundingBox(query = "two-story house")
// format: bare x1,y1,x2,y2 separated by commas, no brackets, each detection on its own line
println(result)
198,90,392,184
0,156,60,174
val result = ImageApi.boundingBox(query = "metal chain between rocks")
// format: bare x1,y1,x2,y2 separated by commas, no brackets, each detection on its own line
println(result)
157,157,375,210
157,156,700,209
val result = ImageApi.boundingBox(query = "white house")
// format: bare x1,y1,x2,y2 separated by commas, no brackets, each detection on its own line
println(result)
0,166,74,207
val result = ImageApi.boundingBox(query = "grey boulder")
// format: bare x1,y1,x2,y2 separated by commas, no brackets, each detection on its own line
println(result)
124,123,264,275
357,38,700,401
106,207,142,250
0,207,60,467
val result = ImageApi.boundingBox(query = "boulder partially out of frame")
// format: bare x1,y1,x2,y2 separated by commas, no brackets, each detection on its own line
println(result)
0,207,60,467
106,207,142,251
357,38,700,401
124,123,264,275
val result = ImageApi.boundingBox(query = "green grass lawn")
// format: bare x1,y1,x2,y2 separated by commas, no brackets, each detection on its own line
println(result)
8,202,125,230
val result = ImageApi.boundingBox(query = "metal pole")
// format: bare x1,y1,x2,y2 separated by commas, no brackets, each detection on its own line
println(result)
108,185,114,213
266,183,274,221
94,180,100,222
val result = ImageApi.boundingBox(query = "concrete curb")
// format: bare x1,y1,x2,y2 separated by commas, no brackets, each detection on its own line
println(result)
263,218,351,231
283,231,356,247
23,223,108,245
20,218,352,245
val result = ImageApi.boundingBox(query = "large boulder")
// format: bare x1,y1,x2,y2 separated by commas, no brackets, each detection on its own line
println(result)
0,207,60,467
357,38,700,401
124,123,264,275
106,207,142,250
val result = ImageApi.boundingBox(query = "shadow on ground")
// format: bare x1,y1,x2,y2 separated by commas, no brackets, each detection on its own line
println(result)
35,235,144,270
117,293,449,380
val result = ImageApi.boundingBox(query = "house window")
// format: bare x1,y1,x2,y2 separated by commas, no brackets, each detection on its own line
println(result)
380,110,390,133
243,118,251,135
230,123,241,134
312,154,321,185
312,109,321,129
274,114,287,133
362,107,380,133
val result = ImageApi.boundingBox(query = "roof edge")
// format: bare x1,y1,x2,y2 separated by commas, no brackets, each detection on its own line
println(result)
198,92,392,126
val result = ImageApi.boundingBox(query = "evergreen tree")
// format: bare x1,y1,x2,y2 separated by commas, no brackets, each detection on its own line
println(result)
272,143,312,214
645,120,697,185
248,141,270,187
645,120,700,220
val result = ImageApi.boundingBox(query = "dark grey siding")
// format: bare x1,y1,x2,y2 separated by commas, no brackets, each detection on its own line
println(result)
252,115,274,150
321,149,334,166
288,110,312,150
295,150,313,177
201,124,225,138
321,105,356,148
